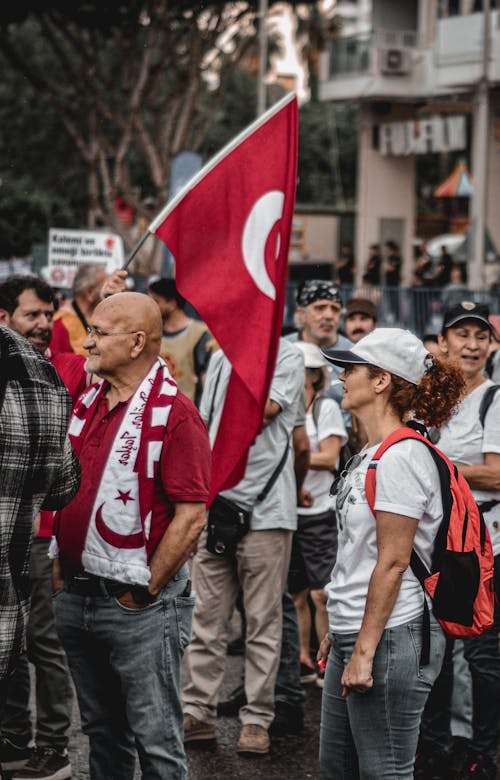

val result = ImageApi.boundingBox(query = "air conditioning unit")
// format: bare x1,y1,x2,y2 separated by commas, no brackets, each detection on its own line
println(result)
378,46,411,76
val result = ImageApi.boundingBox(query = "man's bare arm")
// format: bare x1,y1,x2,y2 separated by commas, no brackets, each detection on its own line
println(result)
147,502,206,595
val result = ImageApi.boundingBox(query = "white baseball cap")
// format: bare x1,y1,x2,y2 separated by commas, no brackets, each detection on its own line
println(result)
322,327,430,385
295,340,327,369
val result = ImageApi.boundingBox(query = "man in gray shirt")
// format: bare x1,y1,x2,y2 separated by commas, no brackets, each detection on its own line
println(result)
182,338,304,756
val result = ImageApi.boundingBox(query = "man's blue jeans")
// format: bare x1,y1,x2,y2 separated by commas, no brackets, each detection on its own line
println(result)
319,615,446,779
54,566,194,780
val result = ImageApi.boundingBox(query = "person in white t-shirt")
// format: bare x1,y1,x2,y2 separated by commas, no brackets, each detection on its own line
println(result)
288,342,347,687
317,327,465,780
417,301,500,780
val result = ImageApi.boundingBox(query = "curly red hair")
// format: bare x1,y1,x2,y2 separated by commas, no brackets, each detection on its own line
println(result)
368,359,466,428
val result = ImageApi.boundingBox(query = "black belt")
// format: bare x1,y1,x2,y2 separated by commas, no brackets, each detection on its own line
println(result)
65,574,130,598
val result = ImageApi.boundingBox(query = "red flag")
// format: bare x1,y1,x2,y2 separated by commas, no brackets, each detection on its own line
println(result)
150,93,298,502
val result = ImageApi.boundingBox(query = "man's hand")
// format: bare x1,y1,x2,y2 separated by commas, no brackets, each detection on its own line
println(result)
117,591,153,610
101,270,128,298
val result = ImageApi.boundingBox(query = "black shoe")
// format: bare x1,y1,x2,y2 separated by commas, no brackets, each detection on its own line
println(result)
217,685,247,717
449,737,471,778
414,748,450,780
0,738,33,772
269,702,305,737
11,747,71,780
226,637,245,656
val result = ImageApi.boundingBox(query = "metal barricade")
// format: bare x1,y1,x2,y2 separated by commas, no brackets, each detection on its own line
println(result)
283,283,498,337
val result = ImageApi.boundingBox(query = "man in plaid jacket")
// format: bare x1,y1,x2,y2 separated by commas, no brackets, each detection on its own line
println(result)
0,325,80,696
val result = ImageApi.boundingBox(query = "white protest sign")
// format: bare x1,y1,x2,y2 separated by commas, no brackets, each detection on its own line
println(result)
48,228,124,288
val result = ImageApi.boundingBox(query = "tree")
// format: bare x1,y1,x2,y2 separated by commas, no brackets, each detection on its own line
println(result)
0,0,295,265
297,101,358,206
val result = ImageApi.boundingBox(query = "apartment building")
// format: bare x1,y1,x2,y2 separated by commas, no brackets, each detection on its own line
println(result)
319,0,500,286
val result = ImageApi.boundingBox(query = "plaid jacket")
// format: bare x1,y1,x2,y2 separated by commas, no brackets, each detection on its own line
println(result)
0,326,81,680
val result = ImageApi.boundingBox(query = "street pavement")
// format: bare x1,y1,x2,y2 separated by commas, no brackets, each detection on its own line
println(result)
41,654,323,779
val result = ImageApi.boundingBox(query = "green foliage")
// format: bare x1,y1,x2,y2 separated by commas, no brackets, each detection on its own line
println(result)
0,48,88,256
0,0,339,256
297,101,358,205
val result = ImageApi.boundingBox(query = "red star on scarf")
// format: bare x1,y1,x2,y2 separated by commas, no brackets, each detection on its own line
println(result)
115,490,134,505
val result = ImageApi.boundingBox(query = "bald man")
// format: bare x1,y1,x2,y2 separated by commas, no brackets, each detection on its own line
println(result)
51,293,211,780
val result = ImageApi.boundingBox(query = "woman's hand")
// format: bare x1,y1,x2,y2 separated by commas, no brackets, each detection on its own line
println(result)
317,633,331,664
341,652,373,697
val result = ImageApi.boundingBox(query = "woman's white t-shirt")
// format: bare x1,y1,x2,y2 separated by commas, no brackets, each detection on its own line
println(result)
298,397,347,517
437,379,500,556
326,438,443,634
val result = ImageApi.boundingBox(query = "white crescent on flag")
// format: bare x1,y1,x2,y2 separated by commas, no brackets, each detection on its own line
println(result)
241,190,284,301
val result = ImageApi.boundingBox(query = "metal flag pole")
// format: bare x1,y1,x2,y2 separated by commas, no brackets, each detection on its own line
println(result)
257,0,268,116
122,92,295,273
122,229,151,271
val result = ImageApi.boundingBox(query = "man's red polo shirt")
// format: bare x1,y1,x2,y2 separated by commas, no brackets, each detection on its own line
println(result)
55,389,211,570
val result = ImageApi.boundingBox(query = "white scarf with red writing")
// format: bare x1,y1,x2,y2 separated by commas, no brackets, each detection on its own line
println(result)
52,359,177,585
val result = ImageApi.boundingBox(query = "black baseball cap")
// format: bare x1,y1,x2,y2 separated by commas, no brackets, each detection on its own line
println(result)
442,301,494,333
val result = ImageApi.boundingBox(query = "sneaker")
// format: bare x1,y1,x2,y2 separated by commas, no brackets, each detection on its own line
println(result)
11,747,71,780
0,738,33,771
300,657,317,684
183,714,216,744
236,724,270,755
459,752,496,780
316,658,327,688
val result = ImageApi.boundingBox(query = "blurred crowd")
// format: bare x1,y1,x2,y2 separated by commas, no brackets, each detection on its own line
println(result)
0,265,498,780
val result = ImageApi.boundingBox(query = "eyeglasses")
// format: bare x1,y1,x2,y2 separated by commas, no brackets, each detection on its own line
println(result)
330,453,367,517
85,326,139,339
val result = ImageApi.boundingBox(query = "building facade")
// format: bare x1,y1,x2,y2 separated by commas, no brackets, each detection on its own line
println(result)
319,0,500,287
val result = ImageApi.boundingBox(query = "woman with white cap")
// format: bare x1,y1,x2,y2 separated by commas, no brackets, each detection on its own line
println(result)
290,341,347,687
317,327,465,779
417,301,500,780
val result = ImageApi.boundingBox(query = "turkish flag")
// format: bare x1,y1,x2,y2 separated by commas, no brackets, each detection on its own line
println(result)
150,94,298,502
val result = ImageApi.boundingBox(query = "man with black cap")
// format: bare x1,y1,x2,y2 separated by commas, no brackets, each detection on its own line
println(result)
290,280,353,417
344,297,377,344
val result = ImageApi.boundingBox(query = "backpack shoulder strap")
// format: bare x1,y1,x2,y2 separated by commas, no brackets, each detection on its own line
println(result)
364,427,455,570
365,428,454,519
479,384,500,428
364,427,427,516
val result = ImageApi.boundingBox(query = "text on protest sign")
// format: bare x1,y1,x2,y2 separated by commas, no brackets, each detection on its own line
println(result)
48,228,124,288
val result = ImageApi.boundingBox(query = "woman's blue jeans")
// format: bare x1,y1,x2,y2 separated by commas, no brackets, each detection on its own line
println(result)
54,566,194,780
319,614,446,779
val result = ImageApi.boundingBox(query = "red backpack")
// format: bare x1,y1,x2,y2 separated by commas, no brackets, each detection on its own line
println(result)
364,426,495,662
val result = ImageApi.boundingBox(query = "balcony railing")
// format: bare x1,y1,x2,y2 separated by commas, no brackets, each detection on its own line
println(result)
372,29,419,48
328,28,419,78
329,36,372,77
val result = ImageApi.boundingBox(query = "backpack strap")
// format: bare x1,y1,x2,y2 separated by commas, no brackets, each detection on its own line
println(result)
256,437,290,502
479,384,500,428
364,426,455,665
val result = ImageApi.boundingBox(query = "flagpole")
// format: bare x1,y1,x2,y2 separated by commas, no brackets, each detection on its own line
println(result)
148,92,296,235
257,0,269,116
122,230,152,271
